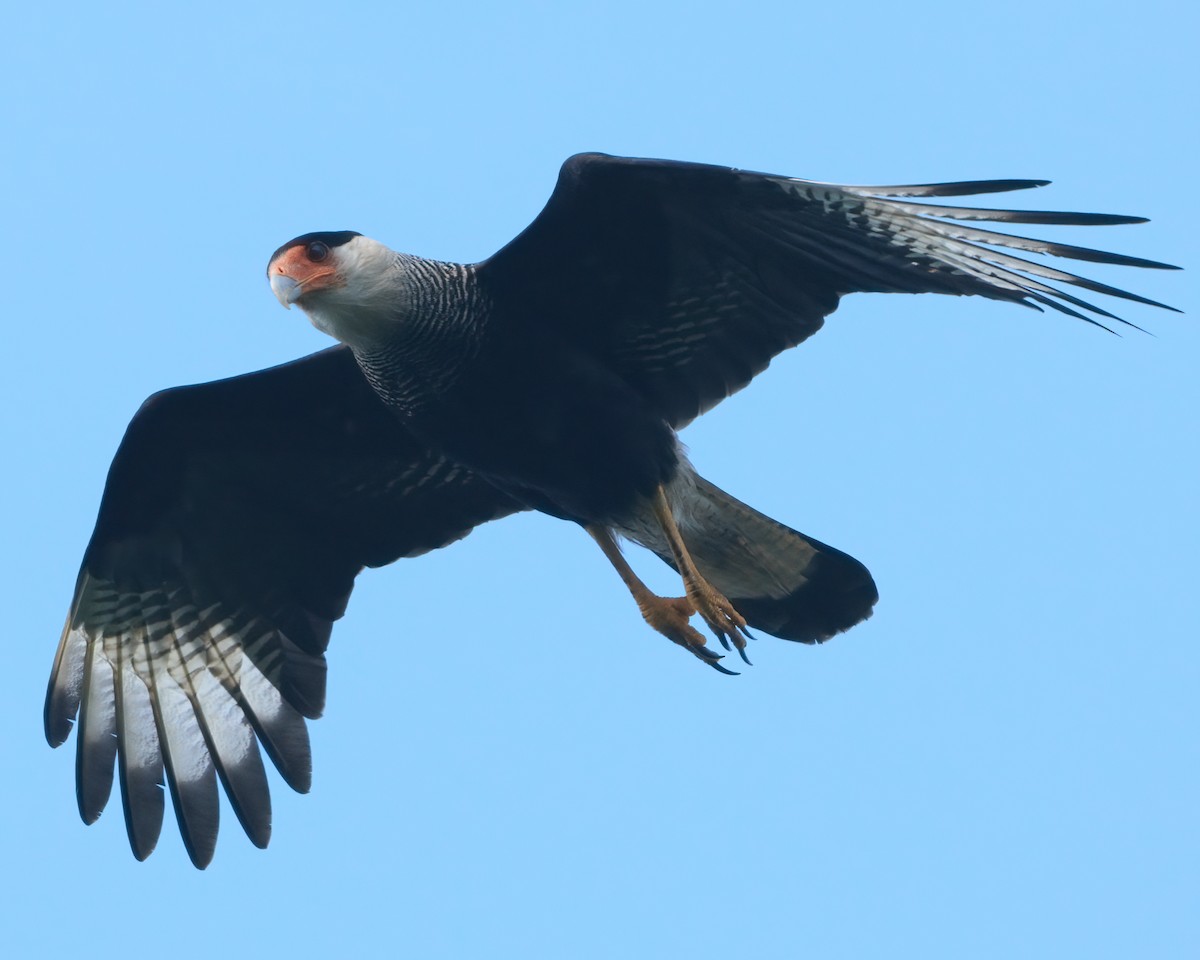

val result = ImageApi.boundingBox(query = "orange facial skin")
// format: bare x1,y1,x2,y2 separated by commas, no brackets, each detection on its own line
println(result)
267,244,343,307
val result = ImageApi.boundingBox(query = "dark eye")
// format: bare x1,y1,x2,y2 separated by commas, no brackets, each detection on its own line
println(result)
305,240,329,262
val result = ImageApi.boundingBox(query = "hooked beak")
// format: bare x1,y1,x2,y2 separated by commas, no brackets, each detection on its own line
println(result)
270,272,302,309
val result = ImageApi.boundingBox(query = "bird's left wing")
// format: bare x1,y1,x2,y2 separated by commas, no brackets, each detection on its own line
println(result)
481,153,1178,427
45,345,523,867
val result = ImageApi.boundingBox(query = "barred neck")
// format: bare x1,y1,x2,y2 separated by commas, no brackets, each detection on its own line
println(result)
354,258,491,411
392,255,483,326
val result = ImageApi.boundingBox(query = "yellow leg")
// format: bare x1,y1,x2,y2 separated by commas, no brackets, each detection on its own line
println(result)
586,524,736,673
649,485,752,661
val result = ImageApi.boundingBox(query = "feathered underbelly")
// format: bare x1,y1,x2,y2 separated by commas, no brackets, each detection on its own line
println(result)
369,345,680,524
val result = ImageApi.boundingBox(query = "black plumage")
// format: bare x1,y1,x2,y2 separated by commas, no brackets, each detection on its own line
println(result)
47,347,520,866
46,153,1176,867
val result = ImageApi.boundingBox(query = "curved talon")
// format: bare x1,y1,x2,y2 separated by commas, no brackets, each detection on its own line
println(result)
697,614,750,650
726,622,754,664
585,512,754,676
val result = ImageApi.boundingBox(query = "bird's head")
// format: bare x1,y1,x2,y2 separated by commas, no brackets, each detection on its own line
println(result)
267,231,403,350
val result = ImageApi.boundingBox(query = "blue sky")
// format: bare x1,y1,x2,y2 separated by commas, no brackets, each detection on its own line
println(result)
4,2,1195,957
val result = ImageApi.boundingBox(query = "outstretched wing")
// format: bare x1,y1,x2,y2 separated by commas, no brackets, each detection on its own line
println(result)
44,346,522,867
482,153,1178,427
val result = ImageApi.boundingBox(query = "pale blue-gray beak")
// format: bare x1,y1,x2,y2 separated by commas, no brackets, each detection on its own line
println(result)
270,273,302,309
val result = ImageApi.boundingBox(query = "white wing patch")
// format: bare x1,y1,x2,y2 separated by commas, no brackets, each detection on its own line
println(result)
45,570,312,866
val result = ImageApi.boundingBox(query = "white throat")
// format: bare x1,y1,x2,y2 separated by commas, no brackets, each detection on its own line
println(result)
300,236,411,352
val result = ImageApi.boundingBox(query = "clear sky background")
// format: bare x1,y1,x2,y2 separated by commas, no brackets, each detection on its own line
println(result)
3,2,1195,957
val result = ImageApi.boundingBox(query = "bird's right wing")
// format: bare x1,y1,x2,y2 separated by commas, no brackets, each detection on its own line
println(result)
44,345,523,867
483,154,1178,428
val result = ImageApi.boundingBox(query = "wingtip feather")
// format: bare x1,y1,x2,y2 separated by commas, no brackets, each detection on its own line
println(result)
45,571,93,748
75,636,117,824
114,656,166,863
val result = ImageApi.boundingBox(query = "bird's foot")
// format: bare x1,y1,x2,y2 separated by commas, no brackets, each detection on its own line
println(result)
685,577,753,665
637,595,739,675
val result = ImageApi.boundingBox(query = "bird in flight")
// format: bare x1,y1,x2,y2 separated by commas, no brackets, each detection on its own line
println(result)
45,153,1177,867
